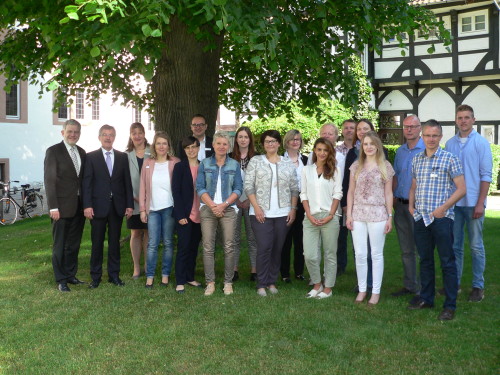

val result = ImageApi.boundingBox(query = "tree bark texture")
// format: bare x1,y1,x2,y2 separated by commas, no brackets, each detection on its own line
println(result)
153,16,224,153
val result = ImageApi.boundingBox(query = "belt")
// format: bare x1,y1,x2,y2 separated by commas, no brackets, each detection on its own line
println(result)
396,198,409,204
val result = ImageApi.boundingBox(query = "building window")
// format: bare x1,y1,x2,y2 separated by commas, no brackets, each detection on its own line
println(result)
148,114,153,131
5,84,19,119
75,90,84,119
58,88,68,120
92,99,100,120
133,107,141,123
460,11,488,34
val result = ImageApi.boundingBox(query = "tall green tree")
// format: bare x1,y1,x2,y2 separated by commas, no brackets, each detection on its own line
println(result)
0,0,448,145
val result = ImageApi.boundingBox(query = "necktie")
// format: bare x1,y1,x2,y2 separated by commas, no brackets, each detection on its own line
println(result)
70,146,80,176
106,151,112,176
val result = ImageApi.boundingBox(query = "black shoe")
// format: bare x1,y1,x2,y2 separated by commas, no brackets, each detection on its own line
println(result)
88,280,100,289
438,308,455,321
232,271,239,282
336,268,345,277
145,283,153,289
58,283,71,292
282,277,291,283
468,287,484,302
108,277,125,286
407,297,433,310
160,282,169,287
391,288,414,297
67,277,86,285
295,275,305,281
250,273,257,282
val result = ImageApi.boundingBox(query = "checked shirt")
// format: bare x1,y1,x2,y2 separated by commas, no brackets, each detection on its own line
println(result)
412,147,463,226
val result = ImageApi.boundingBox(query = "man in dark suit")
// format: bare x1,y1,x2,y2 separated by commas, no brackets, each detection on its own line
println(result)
177,114,213,161
82,124,134,288
45,119,87,292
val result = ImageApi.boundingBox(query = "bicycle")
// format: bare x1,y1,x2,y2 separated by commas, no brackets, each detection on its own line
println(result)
0,180,45,225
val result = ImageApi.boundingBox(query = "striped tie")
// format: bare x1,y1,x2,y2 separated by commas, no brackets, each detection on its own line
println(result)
70,146,80,176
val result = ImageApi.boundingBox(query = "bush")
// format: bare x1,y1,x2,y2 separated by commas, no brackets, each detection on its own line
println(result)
491,144,500,192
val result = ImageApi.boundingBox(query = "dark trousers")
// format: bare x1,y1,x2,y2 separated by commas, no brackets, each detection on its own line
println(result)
90,207,123,281
280,202,305,278
337,215,348,272
251,216,290,289
51,207,85,283
175,219,201,285
414,218,458,310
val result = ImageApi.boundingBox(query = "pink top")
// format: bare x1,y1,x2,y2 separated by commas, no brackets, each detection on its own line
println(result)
189,165,201,223
350,160,394,222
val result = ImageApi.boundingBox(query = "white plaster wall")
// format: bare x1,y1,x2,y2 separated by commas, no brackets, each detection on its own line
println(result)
458,52,487,71
0,85,156,185
420,57,453,74
461,85,500,122
218,105,237,129
378,90,412,111
458,38,489,52
374,61,404,79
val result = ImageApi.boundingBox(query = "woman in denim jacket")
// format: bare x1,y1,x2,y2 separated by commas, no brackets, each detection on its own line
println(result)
196,132,243,296
244,130,299,297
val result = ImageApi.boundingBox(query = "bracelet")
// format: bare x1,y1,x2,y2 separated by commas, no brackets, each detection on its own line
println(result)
388,213,393,217
225,201,230,206
291,206,298,210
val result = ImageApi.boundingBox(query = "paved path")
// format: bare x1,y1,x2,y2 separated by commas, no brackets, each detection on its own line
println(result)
487,195,500,211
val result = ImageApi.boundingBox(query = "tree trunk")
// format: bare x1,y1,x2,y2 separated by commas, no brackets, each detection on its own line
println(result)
153,16,224,153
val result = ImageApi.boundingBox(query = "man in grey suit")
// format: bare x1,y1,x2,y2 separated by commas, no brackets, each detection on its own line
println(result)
44,119,87,292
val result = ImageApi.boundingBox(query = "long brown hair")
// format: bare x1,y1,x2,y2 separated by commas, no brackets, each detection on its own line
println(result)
312,138,337,180
355,131,388,180
232,126,256,162
353,119,375,145
126,122,150,152
150,131,173,160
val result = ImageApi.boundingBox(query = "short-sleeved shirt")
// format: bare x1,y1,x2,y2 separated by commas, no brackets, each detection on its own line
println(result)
411,147,463,226
350,160,394,222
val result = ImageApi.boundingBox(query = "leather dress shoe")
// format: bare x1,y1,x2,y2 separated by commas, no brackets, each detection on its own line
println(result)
67,277,86,285
438,308,455,321
88,280,100,289
407,296,433,310
58,283,71,292
108,277,125,286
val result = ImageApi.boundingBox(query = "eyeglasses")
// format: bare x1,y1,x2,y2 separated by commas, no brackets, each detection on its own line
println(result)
403,125,420,130
291,138,301,143
264,140,278,145
422,134,441,139
191,123,206,128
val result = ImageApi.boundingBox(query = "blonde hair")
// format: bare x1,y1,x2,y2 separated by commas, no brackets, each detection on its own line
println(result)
150,131,173,160
355,131,388,181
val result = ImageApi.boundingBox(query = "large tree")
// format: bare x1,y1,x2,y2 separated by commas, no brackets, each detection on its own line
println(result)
0,0,448,144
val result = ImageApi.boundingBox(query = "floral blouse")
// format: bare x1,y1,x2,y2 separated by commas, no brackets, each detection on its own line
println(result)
350,160,394,222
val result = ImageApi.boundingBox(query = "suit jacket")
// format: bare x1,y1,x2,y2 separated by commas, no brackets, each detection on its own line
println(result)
177,136,214,160
44,141,86,218
171,159,197,222
82,148,134,218
126,146,151,214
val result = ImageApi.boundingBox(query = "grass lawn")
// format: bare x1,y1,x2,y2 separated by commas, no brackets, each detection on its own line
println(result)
1,211,498,374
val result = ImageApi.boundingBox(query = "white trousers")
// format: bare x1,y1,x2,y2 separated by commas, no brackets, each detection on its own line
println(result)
352,220,386,294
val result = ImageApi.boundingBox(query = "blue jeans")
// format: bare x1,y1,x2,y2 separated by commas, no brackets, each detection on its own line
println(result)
453,206,485,289
414,218,458,310
146,207,175,278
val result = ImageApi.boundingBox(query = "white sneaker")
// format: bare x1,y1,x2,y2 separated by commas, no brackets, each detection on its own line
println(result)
306,285,324,298
267,286,278,295
257,288,267,297
317,290,332,299
223,283,233,295
204,283,216,296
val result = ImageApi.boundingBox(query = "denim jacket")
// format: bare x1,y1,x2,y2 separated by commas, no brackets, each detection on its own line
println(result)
196,155,242,204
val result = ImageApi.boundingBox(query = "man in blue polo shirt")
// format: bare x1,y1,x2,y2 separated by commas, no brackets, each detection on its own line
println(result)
408,120,465,321
391,115,425,298
445,104,492,303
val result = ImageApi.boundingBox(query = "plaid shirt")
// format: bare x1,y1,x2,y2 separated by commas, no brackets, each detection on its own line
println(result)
335,142,351,157
411,147,463,226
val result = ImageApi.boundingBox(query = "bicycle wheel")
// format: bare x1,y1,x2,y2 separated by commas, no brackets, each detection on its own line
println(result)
24,193,45,218
0,197,18,225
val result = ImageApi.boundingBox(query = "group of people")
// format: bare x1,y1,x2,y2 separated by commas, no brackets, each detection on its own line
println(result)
44,105,492,321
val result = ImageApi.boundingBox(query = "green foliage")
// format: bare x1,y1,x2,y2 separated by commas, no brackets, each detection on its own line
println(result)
384,145,398,165
0,0,448,119
491,144,500,192
245,98,378,153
